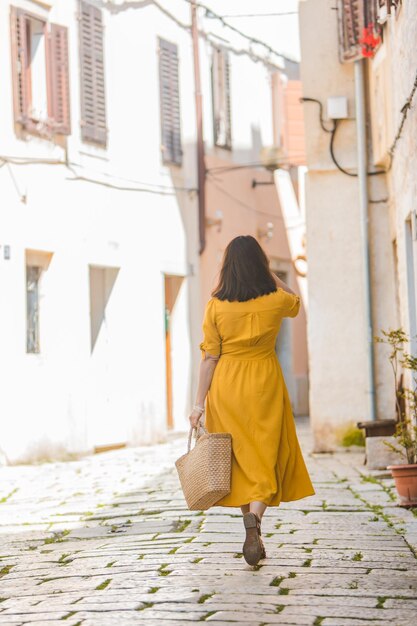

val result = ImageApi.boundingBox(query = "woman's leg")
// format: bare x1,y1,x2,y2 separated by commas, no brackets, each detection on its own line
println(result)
250,501,267,520
240,503,250,515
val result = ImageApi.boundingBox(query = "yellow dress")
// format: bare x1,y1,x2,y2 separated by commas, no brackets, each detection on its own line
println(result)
199,288,315,507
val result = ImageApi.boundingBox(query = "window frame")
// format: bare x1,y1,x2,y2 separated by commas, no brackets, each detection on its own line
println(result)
10,5,71,137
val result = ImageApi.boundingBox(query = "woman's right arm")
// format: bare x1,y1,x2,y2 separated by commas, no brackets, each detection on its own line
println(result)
273,273,296,295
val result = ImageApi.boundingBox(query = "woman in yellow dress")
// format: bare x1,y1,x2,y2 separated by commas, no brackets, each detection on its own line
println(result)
189,235,315,566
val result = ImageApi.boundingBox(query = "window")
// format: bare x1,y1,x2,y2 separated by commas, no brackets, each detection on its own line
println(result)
79,1,107,146
10,6,70,135
26,265,41,354
159,38,182,165
89,266,119,351
211,47,231,149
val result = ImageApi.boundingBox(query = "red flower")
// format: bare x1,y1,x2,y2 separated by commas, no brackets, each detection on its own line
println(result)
359,23,381,59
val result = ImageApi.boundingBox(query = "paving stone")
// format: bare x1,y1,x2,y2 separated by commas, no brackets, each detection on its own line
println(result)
0,420,416,625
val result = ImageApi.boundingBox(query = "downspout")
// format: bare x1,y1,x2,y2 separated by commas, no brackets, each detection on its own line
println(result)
190,0,206,255
354,58,376,421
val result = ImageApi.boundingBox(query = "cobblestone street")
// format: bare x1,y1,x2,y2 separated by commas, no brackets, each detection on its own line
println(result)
1,419,417,626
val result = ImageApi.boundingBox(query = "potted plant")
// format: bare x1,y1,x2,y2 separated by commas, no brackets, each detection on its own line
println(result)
376,329,417,506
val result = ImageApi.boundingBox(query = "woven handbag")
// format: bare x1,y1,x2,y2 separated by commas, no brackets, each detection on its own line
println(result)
175,422,232,510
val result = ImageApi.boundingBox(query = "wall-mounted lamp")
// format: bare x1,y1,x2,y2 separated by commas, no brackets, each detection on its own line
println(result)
205,209,223,233
257,222,274,241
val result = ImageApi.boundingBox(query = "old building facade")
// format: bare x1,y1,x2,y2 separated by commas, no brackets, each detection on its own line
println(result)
299,0,415,449
0,0,308,463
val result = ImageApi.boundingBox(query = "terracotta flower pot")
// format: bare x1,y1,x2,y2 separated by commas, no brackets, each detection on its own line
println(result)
387,463,417,506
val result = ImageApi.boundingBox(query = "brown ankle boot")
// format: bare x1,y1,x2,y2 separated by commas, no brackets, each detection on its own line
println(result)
242,512,263,566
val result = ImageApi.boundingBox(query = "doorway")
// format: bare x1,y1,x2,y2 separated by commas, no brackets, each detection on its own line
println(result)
164,274,184,429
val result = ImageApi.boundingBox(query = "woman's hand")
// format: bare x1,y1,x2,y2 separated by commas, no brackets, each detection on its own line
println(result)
189,409,204,428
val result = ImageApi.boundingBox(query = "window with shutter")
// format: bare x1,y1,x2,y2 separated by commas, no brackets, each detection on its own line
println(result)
211,47,232,149
337,0,365,63
79,1,107,146
338,0,384,62
10,7,30,125
48,24,71,134
10,5,71,136
159,38,182,166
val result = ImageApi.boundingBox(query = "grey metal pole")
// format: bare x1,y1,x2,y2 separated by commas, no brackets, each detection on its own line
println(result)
354,58,377,421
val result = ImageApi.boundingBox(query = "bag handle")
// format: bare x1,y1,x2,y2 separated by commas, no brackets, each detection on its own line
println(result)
187,420,208,453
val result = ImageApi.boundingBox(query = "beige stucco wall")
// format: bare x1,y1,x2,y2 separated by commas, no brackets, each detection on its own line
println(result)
299,0,398,450
202,153,309,415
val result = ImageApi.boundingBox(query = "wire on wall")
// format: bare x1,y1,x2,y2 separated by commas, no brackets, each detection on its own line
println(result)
300,98,386,177
0,156,197,197
302,66,417,178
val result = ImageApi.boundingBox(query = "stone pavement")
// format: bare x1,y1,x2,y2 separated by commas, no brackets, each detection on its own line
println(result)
1,418,417,626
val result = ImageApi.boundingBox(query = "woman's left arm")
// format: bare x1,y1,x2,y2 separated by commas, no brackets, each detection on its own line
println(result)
188,354,219,427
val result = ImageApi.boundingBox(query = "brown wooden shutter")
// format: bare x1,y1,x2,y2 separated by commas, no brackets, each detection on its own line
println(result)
337,0,365,63
10,6,29,125
159,38,182,166
48,24,71,135
212,47,232,149
79,1,107,146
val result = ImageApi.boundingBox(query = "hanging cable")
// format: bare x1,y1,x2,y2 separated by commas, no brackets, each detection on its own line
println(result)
301,99,387,177
388,68,417,158
181,0,285,62
299,97,335,133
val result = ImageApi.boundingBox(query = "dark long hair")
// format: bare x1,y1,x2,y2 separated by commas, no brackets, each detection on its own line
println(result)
212,235,277,302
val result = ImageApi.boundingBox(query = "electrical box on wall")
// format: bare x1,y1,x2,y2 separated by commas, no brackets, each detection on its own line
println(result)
327,96,348,119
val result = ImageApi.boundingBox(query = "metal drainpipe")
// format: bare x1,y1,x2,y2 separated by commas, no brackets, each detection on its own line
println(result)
354,58,377,421
191,0,206,255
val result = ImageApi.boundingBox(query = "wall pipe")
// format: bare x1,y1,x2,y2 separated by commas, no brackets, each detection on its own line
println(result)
354,58,377,421
190,0,206,255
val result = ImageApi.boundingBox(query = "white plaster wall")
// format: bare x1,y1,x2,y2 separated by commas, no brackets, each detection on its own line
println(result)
0,0,200,463
299,0,398,450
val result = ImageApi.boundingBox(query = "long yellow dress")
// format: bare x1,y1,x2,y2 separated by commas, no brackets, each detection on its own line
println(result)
199,288,315,507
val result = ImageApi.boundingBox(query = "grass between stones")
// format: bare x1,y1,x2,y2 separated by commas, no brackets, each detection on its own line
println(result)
136,601,154,610
148,587,159,594
313,618,324,626
352,552,363,561
44,530,70,545
275,604,285,613
199,611,217,621
106,561,116,568
376,596,387,608
95,578,111,591
198,592,214,603
302,558,312,567
0,488,18,504
0,565,14,577
279,588,289,595
360,474,396,502
193,557,203,563
174,519,192,532
270,576,284,587
61,611,76,620
158,563,172,576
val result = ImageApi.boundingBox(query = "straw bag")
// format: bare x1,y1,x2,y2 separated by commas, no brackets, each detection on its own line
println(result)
175,421,232,510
